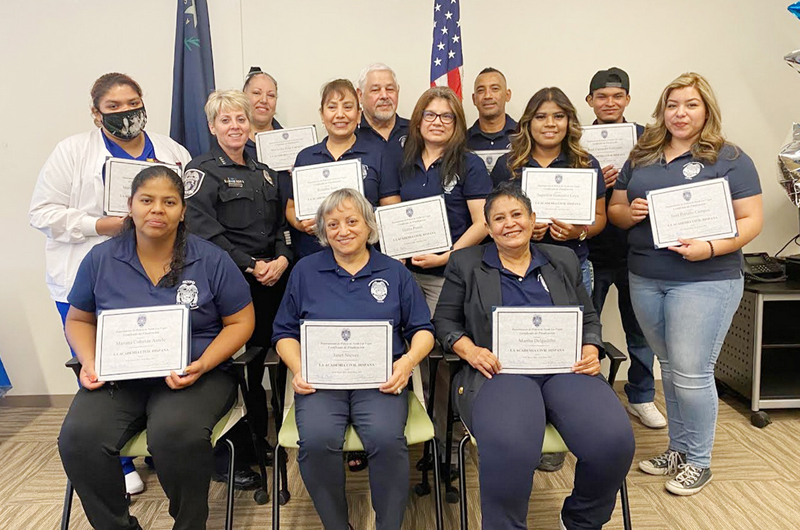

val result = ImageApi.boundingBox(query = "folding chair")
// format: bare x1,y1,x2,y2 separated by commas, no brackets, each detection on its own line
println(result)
60,346,266,530
265,347,444,530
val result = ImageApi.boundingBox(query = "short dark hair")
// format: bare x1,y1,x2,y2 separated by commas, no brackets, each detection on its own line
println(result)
483,182,533,223
320,79,358,110
91,73,142,109
477,67,506,83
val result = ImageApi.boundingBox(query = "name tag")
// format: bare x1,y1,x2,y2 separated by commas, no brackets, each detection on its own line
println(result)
224,178,244,188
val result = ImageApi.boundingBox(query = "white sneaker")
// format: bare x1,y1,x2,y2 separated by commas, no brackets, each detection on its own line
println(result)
627,402,667,429
125,469,145,495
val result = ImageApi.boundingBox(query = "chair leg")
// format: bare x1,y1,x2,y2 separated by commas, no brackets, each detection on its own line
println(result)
60,479,74,530
458,434,470,530
430,438,444,530
444,371,459,503
608,358,622,388
278,447,290,504
272,445,281,530
224,439,235,530
621,478,632,530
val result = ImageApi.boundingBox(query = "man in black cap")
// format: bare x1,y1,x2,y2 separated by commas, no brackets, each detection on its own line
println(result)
585,67,667,430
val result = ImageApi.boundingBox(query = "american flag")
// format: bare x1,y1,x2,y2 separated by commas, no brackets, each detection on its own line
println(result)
430,0,463,99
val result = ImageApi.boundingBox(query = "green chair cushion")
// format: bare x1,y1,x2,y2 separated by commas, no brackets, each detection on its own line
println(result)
470,422,568,454
277,392,435,451
119,405,239,458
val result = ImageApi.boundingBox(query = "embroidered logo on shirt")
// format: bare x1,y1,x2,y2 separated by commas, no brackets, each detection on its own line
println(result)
341,328,351,341
176,280,199,309
183,169,206,199
362,164,370,180
399,135,408,148
443,174,459,193
369,278,389,303
682,162,704,180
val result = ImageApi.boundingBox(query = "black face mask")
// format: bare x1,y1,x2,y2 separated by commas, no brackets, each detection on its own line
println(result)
100,106,147,140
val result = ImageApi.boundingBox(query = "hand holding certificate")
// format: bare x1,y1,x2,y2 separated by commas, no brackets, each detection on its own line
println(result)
301,321,393,390
580,123,638,170
104,158,181,216
255,125,318,171
647,178,737,249
492,307,583,375
291,159,364,220
95,305,190,382
375,196,453,259
521,168,598,225
474,150,510,173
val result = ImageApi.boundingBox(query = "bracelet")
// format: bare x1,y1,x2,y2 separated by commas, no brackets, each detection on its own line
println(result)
708,241,715,259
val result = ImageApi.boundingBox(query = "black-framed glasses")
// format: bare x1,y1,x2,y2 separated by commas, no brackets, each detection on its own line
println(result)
422,110,456,124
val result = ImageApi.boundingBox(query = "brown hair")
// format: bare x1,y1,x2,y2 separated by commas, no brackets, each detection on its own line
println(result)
90,73,142,109
507,87,591,178
320,79,359,110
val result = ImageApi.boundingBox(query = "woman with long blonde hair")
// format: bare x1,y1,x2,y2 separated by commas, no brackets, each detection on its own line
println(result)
608,72,763,495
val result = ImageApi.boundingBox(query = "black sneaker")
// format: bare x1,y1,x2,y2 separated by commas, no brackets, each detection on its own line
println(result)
638,449,686,476
537,452,566,472
666,464,712,495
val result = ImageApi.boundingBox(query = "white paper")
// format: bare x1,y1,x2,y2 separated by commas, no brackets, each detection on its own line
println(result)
473,150,510,173
255,125,318,171
375,196,453,259
104,159,181,216
521,168,598,225
492,306,583,375
95,305,190,381
301,320,393,390
580,123,638,170
647,178,738,249
291,159,365,220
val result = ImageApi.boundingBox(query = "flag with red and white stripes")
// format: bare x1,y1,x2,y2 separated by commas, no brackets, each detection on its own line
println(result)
430,0,463,99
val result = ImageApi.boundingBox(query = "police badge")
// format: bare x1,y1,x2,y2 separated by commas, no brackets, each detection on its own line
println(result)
682,162,704,180
533,315,542,327
137,314,147,327
341,328,351,342
683,191,692,202
369,278,389,303
176,280,199,309
555,174,563,184
263,170,274,187
183,169,205,199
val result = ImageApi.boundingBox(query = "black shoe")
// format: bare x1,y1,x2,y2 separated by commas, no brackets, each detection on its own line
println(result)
212,468,262,490
538,452,566,472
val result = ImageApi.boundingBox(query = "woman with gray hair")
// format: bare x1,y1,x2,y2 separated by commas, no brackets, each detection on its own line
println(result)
273,188,434,530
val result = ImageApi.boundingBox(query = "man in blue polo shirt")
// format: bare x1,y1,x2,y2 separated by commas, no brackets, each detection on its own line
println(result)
585,67,666,429
467,68,517,151
356,63,409,152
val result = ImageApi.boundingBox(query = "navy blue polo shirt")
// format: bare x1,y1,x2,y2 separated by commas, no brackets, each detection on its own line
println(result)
483,243,553,307
466,115,517,151
615,143,761,282
272,247,434,359
68,231,252,365
587,121,645,269
490,151,605,262
356,115,409,152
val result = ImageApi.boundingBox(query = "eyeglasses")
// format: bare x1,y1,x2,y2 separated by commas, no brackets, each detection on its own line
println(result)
422,110,456,124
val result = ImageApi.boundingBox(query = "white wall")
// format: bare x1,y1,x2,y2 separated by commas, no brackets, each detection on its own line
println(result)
3,0,800,395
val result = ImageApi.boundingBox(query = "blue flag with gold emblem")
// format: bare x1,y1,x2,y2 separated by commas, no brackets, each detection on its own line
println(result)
170,0,215,157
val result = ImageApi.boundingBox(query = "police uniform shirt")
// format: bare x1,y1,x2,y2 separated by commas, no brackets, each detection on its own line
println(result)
483,243,554,307
356,115,410,152
68,231,252,363
615,143,761,282
184,145,290,270
490,152,605,263
466,115,518,151
272,247,434,359
586,121,645,270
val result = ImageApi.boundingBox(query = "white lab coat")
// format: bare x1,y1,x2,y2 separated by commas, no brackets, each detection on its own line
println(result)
29,129,191,302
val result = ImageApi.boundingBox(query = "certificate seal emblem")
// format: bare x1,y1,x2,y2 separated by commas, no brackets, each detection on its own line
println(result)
682,162,704,180
533,315,542,327
323,169,330,178
341,328,351,342
282,132,289,140
369,278,389,303
137,314,147,327
555,174,563,184
683,191,692,202
442,174,459,193
182,169,205,199
406,207,414,217
176,280,199,309
601,129,608,139
487,156,494,165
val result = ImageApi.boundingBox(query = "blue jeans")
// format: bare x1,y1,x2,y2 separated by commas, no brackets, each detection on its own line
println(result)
628,273,743,468
592,266,656,403
579,259,592,298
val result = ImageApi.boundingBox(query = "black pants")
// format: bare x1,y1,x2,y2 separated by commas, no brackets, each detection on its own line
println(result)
58,370,236,530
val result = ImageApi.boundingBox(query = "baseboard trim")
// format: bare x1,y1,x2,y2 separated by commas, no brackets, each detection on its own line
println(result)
0,394,74,408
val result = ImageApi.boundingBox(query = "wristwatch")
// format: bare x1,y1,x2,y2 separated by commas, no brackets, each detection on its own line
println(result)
578,226,589,241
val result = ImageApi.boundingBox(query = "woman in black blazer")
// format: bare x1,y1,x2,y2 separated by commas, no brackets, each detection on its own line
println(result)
433,183,634,530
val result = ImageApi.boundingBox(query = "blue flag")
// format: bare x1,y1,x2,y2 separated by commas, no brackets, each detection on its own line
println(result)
170,0,215,157
0,355,11,398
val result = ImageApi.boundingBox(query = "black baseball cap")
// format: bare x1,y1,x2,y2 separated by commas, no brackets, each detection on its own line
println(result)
589,67,630,95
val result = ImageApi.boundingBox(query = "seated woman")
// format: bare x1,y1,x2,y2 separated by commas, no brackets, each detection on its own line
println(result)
58,166,255,530
285,79,401,261
273,188,434,530
433,183,634,530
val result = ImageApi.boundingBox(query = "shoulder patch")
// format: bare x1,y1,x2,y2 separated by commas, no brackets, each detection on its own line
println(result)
183,169,206,198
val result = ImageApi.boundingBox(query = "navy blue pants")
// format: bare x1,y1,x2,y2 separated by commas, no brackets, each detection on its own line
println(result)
295,389,409,530
469,373,634,530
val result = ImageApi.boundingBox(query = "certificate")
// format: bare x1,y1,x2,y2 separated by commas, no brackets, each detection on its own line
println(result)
301,320,393,390
104,158,181,216
474,150,510,173
647,178,738,249
375,196,453,259
255,125,318,171
580,123,638,170
95,305,190,382
521,168,598,225
291,159,364,220
492,306,583,375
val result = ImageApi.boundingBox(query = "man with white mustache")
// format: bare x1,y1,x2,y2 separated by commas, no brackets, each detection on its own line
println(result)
356,63,409,151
